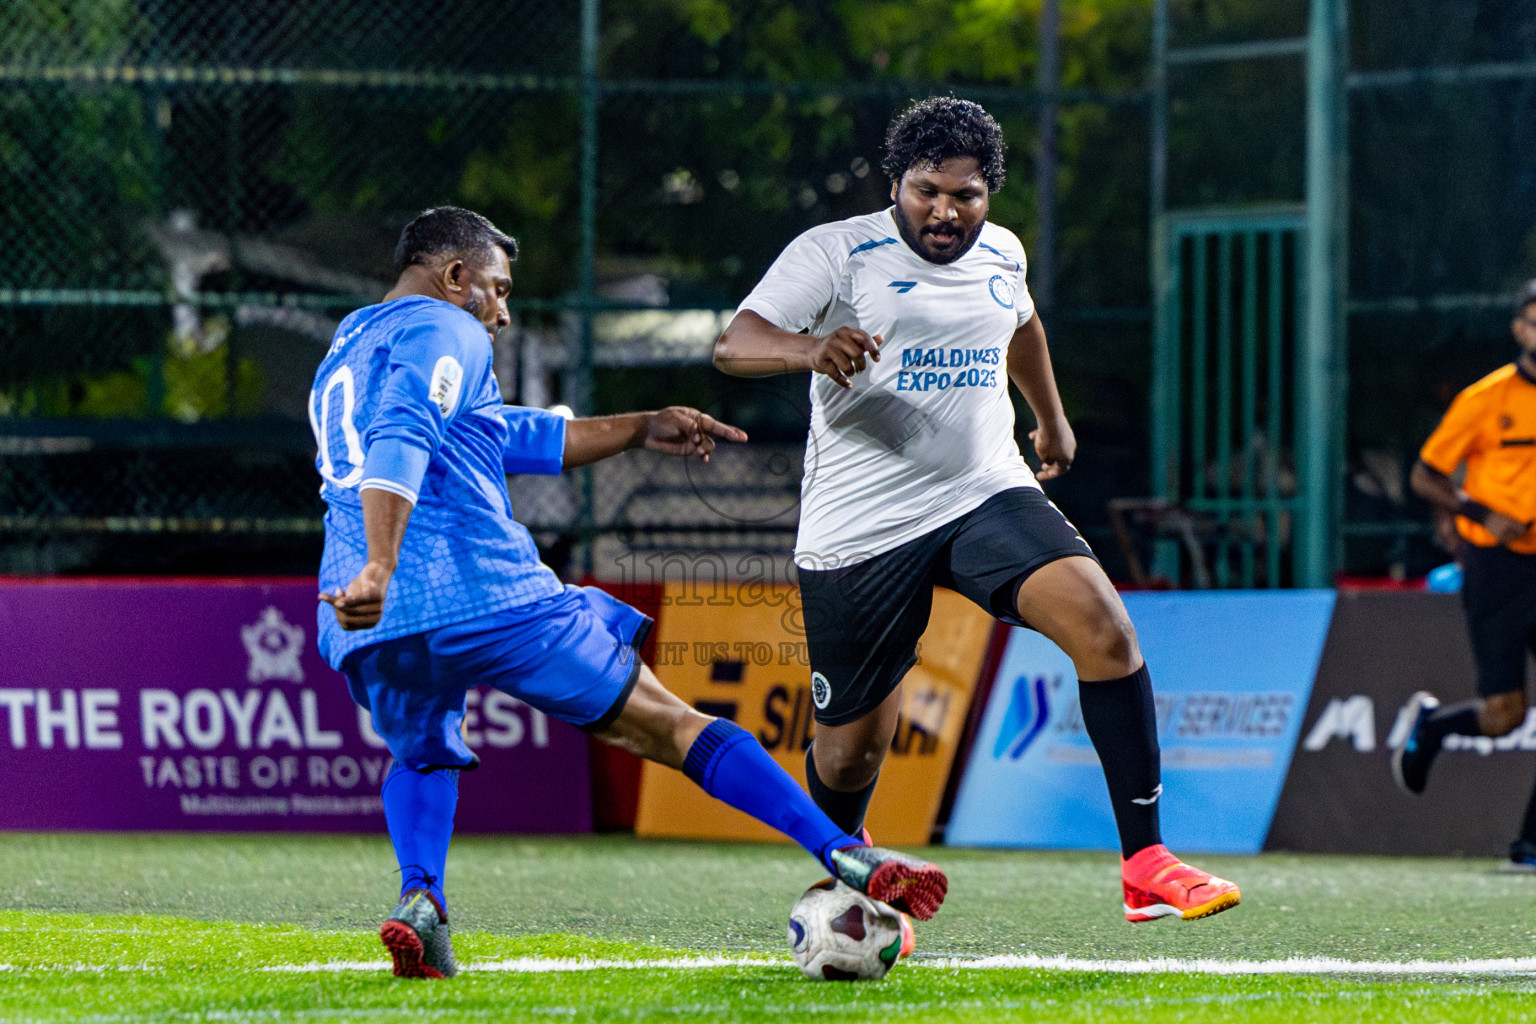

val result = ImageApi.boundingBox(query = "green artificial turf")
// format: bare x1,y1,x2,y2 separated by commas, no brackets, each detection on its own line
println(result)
3,833,1536,1022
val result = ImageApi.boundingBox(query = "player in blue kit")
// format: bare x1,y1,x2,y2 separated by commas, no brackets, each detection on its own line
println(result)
310,206,947,979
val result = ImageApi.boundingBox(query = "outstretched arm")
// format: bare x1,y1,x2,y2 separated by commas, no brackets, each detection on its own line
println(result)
714,310,883,389
1005,314,1075,480
562,407,748,468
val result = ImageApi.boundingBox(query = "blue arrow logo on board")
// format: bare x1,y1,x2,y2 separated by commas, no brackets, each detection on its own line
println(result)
993,674,1052,760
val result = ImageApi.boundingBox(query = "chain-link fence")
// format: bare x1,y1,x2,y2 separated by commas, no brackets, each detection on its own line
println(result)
6,1,1533,583
1344,1,1536,579
0,0,1153,578
1142,0,1536,586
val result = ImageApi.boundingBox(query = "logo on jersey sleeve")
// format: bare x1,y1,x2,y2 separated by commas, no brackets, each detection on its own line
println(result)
988,274,1015,309
429,356,464,416
811,672,832,710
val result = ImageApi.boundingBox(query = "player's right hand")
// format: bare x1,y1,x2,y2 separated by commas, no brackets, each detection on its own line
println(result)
320,559,395,631
809,327,883,388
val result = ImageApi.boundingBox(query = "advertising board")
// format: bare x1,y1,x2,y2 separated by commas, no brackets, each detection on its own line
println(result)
946,591,1335,853
1267,590,1536,856
0,579,592,833
635,583,991,846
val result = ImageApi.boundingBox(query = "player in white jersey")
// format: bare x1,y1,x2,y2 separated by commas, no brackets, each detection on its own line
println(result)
715,97,1240,924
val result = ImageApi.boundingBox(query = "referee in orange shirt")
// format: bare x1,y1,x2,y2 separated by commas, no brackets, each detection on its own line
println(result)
1395,279,1536,869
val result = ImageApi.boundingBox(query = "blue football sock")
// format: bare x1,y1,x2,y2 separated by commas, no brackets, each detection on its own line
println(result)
381,760,459,912
683,719,861,873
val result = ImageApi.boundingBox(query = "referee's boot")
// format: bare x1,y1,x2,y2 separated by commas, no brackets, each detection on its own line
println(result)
1392,691,1443,795
380,888,458,979
1501,839,1536,874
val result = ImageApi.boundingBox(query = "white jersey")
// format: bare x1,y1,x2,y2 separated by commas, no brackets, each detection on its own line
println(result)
740,207,1041,567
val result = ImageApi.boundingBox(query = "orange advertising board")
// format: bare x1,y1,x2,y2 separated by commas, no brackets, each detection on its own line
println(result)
635,582,993,847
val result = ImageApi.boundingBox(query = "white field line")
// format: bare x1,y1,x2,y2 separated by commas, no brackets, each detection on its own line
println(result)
8,954,1536,977
267,955,783,973
918,954,1536,975
260,954,1536,976
0,963,153,973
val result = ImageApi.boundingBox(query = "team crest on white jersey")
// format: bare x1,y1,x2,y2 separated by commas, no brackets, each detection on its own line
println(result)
242,606,305,684
811,671,832,710
988,274,1015,309
429,356,464,415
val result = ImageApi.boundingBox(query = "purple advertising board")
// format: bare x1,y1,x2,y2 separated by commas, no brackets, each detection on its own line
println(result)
0,578,592,833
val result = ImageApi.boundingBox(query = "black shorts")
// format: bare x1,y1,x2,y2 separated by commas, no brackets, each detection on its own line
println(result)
797,486,1096,726
1460,543,1536,698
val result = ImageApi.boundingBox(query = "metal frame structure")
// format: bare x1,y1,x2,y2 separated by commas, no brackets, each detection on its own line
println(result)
1156,206,1307,588
9,1,1533,581
1152,0,1536,588
1150,0,1347,588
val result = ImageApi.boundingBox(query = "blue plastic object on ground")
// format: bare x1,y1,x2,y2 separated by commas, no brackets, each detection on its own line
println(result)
1426,562,1463,593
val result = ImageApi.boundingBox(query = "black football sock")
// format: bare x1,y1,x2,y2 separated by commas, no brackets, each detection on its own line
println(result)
1420,701,1483,744
804,743,879,837
1078,663,1163,859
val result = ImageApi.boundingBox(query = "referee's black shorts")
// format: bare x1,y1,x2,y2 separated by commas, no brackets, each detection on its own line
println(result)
1460,542,1536,698
796,486,1095,726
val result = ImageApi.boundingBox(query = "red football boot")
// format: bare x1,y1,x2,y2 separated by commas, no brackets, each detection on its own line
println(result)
1121,844,1240,923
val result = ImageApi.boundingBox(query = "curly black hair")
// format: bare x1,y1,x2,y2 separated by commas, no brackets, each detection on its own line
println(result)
881,96,1007,193
394,206,518,274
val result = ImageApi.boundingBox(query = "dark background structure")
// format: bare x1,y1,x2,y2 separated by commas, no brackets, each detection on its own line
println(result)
2,0,1534,584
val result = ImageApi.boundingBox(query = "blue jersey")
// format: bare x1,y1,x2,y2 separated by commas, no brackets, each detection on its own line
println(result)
309,295,567,668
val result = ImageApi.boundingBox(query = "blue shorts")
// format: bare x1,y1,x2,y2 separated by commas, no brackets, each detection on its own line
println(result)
341,585,651,769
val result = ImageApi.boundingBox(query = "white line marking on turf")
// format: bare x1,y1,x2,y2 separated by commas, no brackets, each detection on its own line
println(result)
265,955,783,974
0,963,151,973
925,955,1536,975
259,955,1536,976
8,955,1536,977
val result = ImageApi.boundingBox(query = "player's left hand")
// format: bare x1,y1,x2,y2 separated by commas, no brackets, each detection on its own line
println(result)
642,407,748,462
1485,509,1534,546
320,559,395,631
1030,418,1076,480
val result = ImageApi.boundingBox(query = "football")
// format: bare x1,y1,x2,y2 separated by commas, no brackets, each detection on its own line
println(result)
786,879,905,981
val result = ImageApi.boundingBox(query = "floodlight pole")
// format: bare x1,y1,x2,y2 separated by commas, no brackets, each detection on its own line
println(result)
1300,0,1349,588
